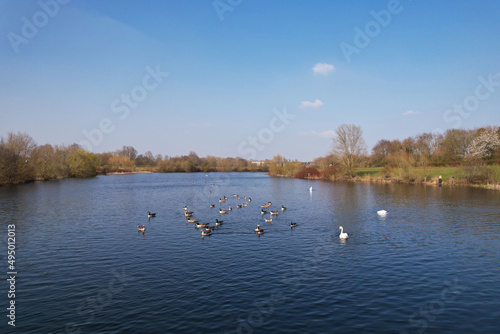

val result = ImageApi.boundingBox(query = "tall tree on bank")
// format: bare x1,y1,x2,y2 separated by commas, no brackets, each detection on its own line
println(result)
0,132,36,184
332,124,367,177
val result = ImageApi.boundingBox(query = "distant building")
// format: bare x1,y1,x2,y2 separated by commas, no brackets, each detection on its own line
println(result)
251,160,265,166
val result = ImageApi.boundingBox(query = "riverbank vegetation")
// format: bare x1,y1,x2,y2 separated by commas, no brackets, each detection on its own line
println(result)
0,132,268,185
2,124,499,188
269,124,500,188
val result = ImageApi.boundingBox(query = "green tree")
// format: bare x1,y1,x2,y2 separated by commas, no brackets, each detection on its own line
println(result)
33,144,57,180
69,149,99,178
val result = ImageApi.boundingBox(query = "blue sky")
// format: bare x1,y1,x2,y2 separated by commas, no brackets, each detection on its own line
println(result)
1,0,499,161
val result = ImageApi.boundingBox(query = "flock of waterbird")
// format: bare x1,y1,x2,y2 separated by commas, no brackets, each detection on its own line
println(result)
137,192,298,238
138,187,389,240
179,193,297,238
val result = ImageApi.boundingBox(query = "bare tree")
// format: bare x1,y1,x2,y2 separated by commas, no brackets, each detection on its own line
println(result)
116,145,137,161
0,132,37,184
332,124,367,177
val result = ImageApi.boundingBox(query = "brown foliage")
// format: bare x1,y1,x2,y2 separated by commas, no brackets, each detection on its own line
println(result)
294,167,321,179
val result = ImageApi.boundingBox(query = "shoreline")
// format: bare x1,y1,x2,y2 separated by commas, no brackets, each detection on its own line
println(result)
103,171,154,175
270,174,500,190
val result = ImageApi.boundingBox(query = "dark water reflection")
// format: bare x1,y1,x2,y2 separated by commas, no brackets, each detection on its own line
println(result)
0,173,499,333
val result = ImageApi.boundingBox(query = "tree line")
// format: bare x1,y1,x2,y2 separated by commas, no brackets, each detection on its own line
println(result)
2,125,499,186
0,132,268,185
269,124,500,184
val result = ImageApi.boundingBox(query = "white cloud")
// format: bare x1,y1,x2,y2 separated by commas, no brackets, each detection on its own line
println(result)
301,130,336,138
312,63,335,75
402,110,420,116
299,99,324,109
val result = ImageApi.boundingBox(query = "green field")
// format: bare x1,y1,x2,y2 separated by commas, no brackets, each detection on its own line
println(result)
356,166,500,182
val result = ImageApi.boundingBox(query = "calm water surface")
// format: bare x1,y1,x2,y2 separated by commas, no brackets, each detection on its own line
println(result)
1,173,499,333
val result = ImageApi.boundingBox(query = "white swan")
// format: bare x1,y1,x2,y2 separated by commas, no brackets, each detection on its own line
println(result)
377,210,387,216
339,226,348,239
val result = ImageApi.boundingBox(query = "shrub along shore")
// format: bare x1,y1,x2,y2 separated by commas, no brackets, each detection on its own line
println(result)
2,127,499,190
269,164,500,190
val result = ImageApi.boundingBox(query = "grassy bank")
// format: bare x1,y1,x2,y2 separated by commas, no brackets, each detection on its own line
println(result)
353,165,500,189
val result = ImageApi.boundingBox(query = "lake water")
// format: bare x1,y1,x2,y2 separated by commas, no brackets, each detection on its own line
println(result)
1,172,499,333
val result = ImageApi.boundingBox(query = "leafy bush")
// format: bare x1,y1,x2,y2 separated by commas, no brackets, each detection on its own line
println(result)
459,158,491,184
294,167,321,179
322,165,342,180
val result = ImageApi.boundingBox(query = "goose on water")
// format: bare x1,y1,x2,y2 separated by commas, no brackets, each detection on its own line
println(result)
195,223,209,228
219,208,228,214
184,211,194,217
138,224,146,232
148,211,156,218
290,222,297,228
339,226,348,239
201,229,212,236
261,209,267,215
254,225,264,233
187,219,198,223
215,219,223,226
264,218,273,223
270,211,279,216
281,205,287,211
